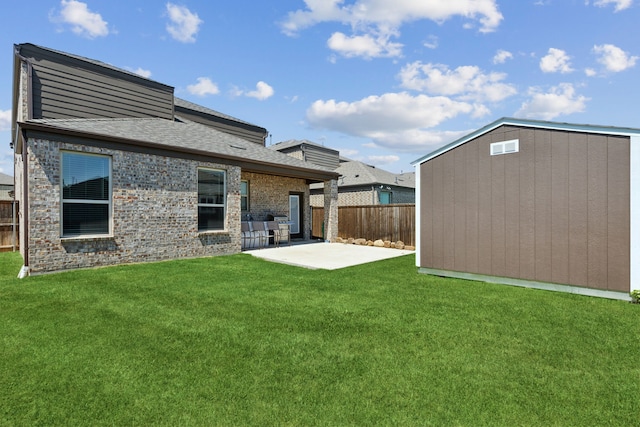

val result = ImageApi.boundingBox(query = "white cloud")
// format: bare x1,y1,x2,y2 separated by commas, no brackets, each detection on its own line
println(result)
493,49,513,64
282,0,503,35
281,0,503,58
398,62,517,103
131,68,152,78
306,92,474,151
51,0,109,38
585,68,597,77
516,83,589,120
593,44,638,72
593,0,632,12
166,3,202,43
540,48,574,73
0,110,11,132
367,155,399,165
423,35,439,49
246,81,275,100
327,31,403,59
187,77,219,96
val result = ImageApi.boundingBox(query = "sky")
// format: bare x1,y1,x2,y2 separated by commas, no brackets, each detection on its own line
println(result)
1,0,639,176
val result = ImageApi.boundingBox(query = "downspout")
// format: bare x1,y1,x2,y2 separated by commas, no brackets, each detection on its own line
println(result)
17,128,29,278
15,49,33,278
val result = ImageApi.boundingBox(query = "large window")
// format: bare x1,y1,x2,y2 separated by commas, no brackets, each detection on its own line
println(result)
240,180,249,212
61,152,111,237
198,168,226,231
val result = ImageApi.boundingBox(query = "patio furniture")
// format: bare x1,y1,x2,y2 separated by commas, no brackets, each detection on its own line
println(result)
267,221,282,247
241,221,256,250
251,221,269,248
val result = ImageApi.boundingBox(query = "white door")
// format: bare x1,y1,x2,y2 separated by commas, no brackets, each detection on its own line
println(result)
289,194,300,235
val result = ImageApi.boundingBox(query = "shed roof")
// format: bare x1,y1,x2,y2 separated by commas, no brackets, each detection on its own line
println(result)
19,117,338,181
412,117,640,166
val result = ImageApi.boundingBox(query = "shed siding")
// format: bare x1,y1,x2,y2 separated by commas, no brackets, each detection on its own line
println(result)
419,124,630,292
21,45,174,121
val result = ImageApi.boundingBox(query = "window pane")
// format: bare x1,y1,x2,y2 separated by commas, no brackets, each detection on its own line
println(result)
241,181,249,211
62,153,109,200
198,206,224,231
63,203,109,236
198,169,224,204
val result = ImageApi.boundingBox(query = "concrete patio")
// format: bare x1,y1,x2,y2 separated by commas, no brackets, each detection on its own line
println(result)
245,241,414,270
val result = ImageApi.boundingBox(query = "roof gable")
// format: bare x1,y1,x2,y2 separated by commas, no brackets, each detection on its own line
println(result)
412,117,640,166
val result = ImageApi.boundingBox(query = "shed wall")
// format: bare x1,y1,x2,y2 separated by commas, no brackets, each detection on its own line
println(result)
419,125,630,292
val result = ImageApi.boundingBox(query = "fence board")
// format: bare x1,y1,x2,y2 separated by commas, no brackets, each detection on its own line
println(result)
312,204,415,247
0,201,19,252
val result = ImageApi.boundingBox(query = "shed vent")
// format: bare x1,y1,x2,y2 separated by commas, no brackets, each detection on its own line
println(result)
490,139,519,156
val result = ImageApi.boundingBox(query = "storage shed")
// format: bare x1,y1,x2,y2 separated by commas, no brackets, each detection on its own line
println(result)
412,117,640,300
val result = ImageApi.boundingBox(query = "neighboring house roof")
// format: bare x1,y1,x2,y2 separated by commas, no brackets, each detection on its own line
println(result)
0,172,13,201
412,117,640,166
310,159,415,190
20,117,338,181
270,139,338,154
0,172,13,186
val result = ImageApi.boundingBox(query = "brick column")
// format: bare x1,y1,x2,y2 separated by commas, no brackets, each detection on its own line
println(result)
323,179,338,242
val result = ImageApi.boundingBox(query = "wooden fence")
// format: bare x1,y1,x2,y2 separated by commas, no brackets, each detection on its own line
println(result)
312,204,415,247
0,201,19,252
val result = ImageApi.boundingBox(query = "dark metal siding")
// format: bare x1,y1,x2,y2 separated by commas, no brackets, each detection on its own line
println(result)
20,44,173,120
175,108,266,145
303,145,339,170
420,124,630,292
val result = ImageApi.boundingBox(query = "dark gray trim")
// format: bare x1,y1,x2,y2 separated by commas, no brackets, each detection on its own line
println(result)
418,267,631,301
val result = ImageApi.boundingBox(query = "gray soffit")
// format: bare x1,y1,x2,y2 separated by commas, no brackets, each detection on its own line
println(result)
19,118,338,181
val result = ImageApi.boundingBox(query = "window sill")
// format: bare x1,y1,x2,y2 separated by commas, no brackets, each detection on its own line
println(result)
61,234,114,242
197,229,229,236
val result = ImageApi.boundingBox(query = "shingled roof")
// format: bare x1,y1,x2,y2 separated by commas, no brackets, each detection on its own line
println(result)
19,117,338,181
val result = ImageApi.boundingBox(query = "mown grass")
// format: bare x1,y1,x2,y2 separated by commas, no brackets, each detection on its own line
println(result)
0,250,638,426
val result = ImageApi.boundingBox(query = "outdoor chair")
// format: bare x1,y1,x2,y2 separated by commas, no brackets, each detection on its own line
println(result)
241,222,256,250
267,221,282,247
251,221,269,248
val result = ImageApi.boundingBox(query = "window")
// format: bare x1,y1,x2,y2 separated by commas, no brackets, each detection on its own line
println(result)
198,168,226,231
379,191,392,205
61,152,111,237
490,139,519,156
240,180,249,212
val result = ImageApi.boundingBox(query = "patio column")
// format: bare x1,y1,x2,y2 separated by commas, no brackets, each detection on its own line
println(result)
323,178,338,242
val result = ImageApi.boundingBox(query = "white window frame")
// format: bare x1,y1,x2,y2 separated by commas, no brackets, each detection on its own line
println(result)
197,168,227,232
490,139,519,156
240,180,250,212
60,151,112,238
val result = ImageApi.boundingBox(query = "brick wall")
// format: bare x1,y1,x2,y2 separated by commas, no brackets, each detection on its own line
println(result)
311,186,415,207
241,171,311,239
25,137,243,274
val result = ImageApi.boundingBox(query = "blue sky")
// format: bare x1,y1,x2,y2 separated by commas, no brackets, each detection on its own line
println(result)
1,0,639,175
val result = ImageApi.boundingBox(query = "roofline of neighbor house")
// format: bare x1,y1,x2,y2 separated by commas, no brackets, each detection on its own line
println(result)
412,117,640,166
18,121,339,182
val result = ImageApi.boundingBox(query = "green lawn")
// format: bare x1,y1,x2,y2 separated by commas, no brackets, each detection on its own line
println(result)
0,251,638,426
